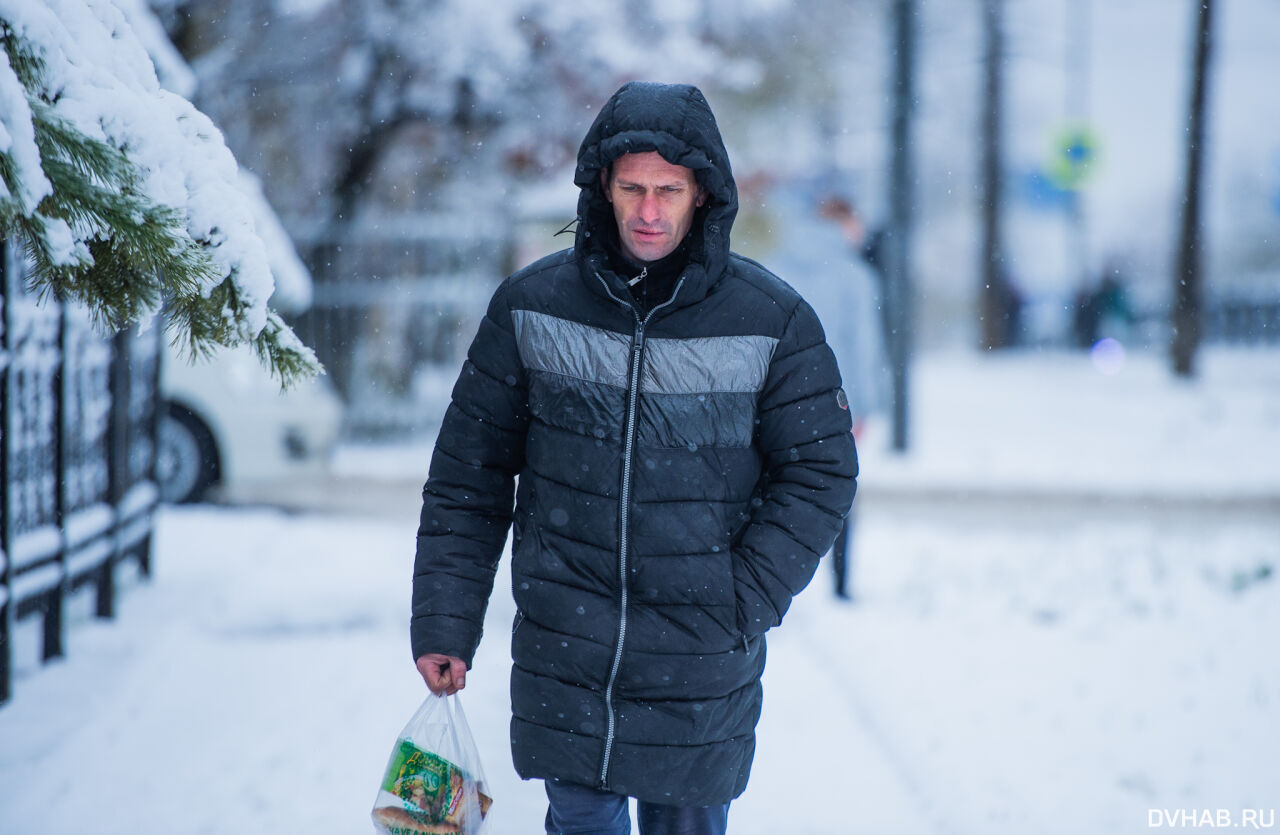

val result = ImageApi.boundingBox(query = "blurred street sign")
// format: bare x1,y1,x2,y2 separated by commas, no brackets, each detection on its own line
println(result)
1049,125,1100,191
1020,167,1077,211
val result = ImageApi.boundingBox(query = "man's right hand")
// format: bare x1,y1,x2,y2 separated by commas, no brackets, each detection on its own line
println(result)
416,653,467,696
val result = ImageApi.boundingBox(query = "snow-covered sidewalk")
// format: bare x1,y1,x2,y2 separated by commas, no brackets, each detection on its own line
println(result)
1,347,1278,834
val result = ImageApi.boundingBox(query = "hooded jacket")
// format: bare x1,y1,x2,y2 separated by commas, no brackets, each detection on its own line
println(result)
411,81,858,806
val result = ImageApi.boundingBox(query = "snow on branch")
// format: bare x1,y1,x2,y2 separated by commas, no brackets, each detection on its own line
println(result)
0,0,320,386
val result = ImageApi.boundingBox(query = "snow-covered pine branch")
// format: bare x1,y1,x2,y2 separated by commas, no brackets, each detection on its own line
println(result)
0,0,320,387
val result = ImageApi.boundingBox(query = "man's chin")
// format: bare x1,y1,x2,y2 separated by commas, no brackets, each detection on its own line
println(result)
626,238,671,262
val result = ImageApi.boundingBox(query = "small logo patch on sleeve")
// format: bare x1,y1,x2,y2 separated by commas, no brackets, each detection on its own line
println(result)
836,388,849,410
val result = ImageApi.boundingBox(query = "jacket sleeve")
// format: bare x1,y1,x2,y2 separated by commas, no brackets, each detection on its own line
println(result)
411,279,529,665
733,298,859,636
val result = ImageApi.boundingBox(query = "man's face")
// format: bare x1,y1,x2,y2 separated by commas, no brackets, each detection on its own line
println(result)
604,151,706,264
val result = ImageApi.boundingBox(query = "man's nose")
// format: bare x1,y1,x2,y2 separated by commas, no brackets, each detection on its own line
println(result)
638,192,661,223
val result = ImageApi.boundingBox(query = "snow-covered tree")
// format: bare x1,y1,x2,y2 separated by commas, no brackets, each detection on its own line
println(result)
154,0,852,233
0,0,320,386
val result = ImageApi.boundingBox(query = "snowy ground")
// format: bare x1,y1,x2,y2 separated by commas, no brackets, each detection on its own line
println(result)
2,347,1278,834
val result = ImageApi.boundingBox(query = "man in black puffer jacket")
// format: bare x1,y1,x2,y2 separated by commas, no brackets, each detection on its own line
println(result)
412,81,858,835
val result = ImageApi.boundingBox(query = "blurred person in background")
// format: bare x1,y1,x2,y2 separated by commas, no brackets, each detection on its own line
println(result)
409,81,858,835
771,184,891,600
817,193,891,599
1073,258,1136,349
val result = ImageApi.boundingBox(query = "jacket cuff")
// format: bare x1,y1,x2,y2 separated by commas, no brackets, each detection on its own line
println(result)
410,615,480,667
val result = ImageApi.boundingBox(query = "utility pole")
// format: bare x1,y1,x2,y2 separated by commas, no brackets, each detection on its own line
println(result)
1066,0,1092,308
885,0,917,451
1172,0,1214,377
978,0,1007,350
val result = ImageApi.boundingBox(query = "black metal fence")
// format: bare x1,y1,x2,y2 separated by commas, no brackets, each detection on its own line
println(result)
0,240,161,705
1204,296,1280,345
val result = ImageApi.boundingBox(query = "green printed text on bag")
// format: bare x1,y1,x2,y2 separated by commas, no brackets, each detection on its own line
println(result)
382,739,466,822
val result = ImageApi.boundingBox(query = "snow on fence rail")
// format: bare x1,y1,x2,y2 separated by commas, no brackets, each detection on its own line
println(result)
0,239,161,705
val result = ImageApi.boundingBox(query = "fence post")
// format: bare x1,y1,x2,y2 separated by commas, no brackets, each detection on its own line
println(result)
101,328,134,619
131,324,160,579
43,304,68,663
145,325,160,577
1,241,12,705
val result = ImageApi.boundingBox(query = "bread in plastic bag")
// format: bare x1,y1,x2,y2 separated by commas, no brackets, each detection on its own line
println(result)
372,692,492,834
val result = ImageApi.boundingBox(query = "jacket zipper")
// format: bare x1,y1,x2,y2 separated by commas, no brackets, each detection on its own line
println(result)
593,271,685,789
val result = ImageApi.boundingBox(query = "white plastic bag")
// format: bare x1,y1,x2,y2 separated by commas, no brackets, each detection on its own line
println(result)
371,692,492,834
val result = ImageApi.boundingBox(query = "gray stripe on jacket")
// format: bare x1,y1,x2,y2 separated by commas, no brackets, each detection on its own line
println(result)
512,309,778,395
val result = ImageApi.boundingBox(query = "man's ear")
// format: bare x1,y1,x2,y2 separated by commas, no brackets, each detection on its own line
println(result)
600,167,612,202
696,187,708,208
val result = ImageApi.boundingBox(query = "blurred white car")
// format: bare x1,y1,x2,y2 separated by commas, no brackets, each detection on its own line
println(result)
153,164,344,504
157,343,344,504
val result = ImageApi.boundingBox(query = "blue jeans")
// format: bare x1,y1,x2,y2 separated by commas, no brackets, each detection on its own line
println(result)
544,779,731,835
